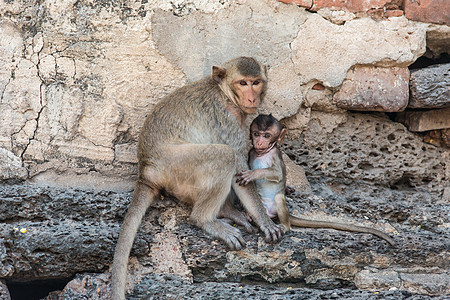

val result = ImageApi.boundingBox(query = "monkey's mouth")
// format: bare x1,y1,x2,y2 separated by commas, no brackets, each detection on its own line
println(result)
255,148,270,155
255,142,276,156
244,107,258,113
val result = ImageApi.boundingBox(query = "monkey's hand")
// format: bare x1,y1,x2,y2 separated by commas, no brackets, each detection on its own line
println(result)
236,170,260,186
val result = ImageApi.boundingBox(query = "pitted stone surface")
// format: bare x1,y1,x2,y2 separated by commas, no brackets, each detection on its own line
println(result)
283,113,448,192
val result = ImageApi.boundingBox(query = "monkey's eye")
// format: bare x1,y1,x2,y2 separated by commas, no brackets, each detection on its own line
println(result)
253,80,261,86
239,80,248,86
253,132,259,137
264,133,271,139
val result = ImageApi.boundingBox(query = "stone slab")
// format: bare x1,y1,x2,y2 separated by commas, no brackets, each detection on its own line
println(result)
397,108,450,132
409,63,450,109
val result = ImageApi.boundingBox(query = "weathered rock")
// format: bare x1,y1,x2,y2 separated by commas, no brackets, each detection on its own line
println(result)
0,185,130,280
0,2,449,298
316,8,356,25
2,165,449,298
114,143,138,164
291,15,426,87
423,129,450,148
285,110,348,141
409,63,450,109
425,24,450,59
304,82,343,112
333,66,409,112
404,0,450,25
443,129,450,147
0,21,42,156
355,269,450,295
0,280,10,300
0,0,441,186
50,273,448,300
0,148,28,181
283,153,312,194
397,108,450,132
283,113,448,192
46,273,110,300
259,62,303,120
0,0,187,183
151,1,308,118
281,106,312,139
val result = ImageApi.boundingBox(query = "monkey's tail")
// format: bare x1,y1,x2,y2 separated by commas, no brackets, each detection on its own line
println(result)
111,183,157,300
289,216,395,247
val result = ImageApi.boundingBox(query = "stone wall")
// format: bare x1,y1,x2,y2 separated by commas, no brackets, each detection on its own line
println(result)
1,1,449,298
0,0,448,189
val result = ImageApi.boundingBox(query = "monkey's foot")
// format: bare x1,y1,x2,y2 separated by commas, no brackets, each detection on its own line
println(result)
203,219,246,250
258,219,284,244
218,205,254,233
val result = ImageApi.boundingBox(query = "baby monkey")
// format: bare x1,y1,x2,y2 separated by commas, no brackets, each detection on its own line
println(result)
236,114,394,246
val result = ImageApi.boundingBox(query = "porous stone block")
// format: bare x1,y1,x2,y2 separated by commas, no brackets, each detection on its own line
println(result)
404,0,450,25
333,66,409,112
409,63,450,109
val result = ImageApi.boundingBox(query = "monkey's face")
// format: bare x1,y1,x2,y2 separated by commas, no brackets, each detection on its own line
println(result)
250,123,280,156
233,77,265,114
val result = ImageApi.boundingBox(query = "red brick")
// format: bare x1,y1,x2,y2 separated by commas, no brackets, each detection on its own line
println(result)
384,9,404,17
333,66,409,112
277,0,312,8
311,0,391,12
367,8,403,20
312,83,325,90
404,0,450,25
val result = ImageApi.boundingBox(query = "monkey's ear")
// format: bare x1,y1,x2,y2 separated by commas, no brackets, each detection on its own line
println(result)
212,66,227,83
278,128,287,144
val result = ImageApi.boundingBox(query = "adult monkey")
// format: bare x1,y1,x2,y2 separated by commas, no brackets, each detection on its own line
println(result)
111,57,283,299
236,114,395,246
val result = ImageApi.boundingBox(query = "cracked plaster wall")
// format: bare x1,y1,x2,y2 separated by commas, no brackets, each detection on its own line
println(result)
0,0,448,191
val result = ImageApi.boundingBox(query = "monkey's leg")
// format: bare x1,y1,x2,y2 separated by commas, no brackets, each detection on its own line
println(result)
218,191,254,233
111,181,157,300
164,144,247,250
274,193,291,232
232,179,283,244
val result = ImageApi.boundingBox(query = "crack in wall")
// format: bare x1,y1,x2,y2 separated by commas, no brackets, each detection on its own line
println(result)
19,85,45,162
18,31,46,163
0,77,12,104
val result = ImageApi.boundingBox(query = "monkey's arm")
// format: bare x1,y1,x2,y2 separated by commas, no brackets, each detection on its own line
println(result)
236,167,282,185
236,152,284,186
